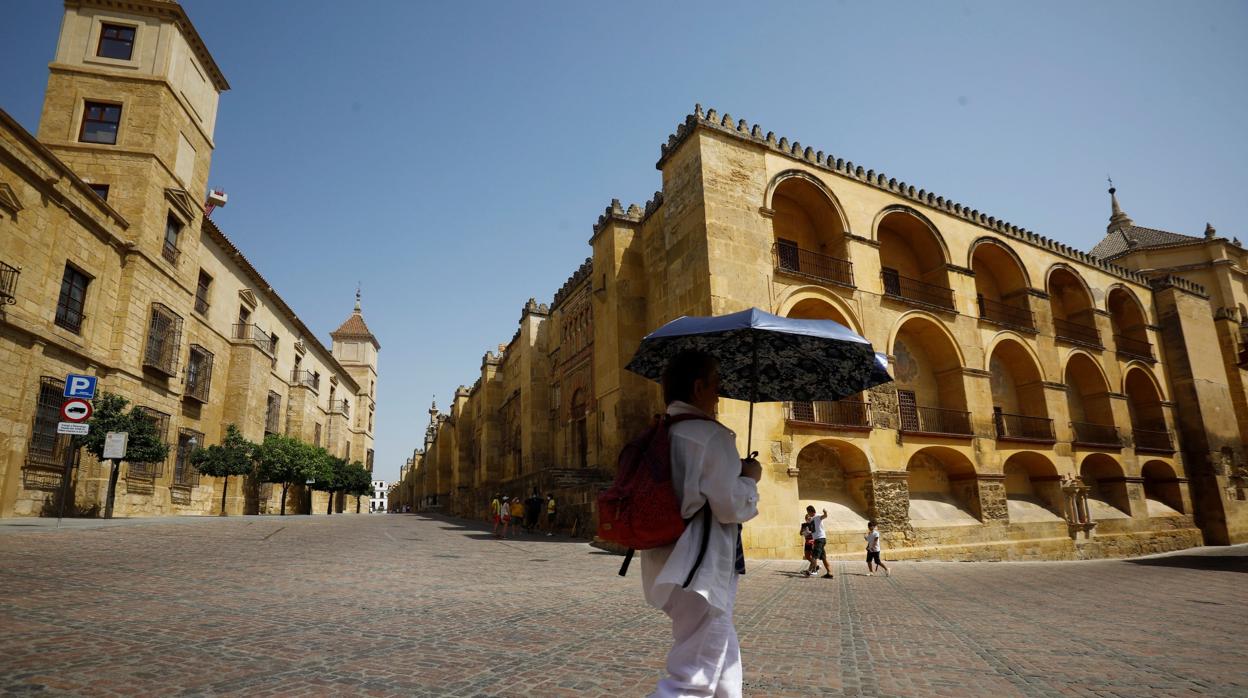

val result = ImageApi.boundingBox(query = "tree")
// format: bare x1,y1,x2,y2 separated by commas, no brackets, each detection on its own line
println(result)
344,460,372,513
314,455,349,515
75,392,170,519
256,434,299,516
190,424,257,516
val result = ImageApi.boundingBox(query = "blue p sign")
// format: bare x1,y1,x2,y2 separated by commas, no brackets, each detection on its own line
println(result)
64,374,97,400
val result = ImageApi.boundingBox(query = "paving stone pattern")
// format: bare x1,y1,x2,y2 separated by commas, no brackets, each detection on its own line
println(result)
1,514,1245,697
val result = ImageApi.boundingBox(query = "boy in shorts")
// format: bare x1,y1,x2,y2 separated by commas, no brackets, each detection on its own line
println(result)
804,506,832,578
865,520,889,576
799,518,814,575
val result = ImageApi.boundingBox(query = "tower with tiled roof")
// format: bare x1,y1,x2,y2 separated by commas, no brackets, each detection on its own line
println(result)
331,289,380,472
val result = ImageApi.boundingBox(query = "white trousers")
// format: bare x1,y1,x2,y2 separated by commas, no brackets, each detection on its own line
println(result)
650,575,741,698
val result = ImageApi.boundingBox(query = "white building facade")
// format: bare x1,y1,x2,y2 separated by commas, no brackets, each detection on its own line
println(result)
371,480,388,512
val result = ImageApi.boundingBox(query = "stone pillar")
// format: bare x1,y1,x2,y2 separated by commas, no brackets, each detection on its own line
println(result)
865,470,910,532
975,474,1009,523
1124,476,1147,519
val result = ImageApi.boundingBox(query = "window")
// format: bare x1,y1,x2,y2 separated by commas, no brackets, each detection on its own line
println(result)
265,391,282,435
79,102,121,145
55,264,90,334
345,442,351,462
173,429,203,486
194,270,212,314
366,448,374,471
143,302,183,376
238,306,251,324
163,214,182,264
185,345,213,402
368,410,374,432
314,423,322,447
88,183,110,201
130,407,170,478
26,376,75,472
97,23,136,60
269,332,279,368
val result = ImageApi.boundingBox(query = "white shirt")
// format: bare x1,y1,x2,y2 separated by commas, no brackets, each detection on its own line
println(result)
640,401,760,615
809,513,826,541
866,530,880,552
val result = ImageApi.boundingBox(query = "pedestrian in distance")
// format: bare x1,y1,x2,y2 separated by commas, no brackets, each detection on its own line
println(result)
525,488,542,533
545,493,557,536
499,496,512,538
799,517,815,575
865,520,889,576
510,496,524,535
491,493,503,538
640,350,761,698
804,505,832,578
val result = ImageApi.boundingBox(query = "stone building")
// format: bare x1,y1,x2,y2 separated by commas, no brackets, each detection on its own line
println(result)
0,0,378,518
401,105,1245,561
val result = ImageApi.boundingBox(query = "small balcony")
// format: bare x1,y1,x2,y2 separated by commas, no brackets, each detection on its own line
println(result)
1133,427,1174,453
772,242,855,288
233,323,274,355
291,369,321,391
1054,318,1102,349
882,268,955,312
977,295,1035,332
993,411,1055,443
785,400,871,430
1071,421,1122,448
1114,334,1154,362
329,399,350,417
0,261,18,305
162,241,180,265
899,404,973,437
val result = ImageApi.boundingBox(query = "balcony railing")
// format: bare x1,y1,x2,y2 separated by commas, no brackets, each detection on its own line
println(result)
1071,421,1121,447
329,399,350,417
785,400,871,429
993,411,1055,442
143,303,182,377
1114,334,1154,362
162,241,180,265
977,295,1035,332
899,404,973,436
291,369,321,391
1133,427,1174,453
882,268,955,311
233,323,275,355
0,261,18,305
1054,317,1102,349
772,242,855,288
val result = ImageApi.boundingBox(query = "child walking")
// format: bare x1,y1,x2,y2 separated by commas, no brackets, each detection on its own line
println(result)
865,520,889,576
799,518,815,575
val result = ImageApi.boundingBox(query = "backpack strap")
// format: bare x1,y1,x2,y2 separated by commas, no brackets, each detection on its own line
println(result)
681,504,712,589
618,548,635,577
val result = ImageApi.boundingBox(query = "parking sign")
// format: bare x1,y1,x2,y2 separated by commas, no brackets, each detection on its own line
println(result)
64,374,97,400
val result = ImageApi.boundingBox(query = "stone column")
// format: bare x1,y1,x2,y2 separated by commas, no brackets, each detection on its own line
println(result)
865,470,911,532
975,474,1009,523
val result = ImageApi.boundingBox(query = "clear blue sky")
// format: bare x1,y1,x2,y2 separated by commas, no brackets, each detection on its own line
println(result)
4,1,1246,484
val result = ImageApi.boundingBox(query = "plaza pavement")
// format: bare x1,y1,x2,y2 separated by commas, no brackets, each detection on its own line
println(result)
0,512,1245,697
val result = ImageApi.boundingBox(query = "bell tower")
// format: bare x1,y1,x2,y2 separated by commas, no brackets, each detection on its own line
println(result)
331,289,381,471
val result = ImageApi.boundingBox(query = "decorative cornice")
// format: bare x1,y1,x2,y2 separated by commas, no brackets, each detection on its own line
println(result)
1025,288,1050,300
0,182,22,215
844,232,881,248
962,368,992,378
946,264,975,277
1107,392,1128,400
655,104,1163,290
551,258,593,310
164,187,197,223
1041,381,1068,391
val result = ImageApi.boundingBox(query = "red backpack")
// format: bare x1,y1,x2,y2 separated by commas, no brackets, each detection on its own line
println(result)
597,413,713,585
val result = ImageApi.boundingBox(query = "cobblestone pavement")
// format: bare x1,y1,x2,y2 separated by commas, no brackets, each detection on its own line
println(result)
1,513,1245,697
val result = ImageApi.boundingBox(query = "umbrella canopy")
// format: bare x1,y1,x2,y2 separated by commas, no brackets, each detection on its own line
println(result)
625,307,892,404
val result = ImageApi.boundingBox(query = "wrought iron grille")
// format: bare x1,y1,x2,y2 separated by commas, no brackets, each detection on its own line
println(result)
172,428,203,486
184,344,213,402
232,323,275,354
329,399,350,417
1054,318,1101,349
1114,334,1154,362
881,268,955,311
899,403,973,436
25,376,74,471
290,369,321,390
129,407,170,478
55,265,89,333
976,295,1035,332
785,400,871,428
265,391,282,435
1133,427,1174,453
772,242,855,287
143,303,183,376
993,411,1055,441
0,261,18,305
1071,421,1121,447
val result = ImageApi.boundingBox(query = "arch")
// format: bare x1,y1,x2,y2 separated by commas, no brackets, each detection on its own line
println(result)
891,314,970,429
1002,451,1063,522
871,205,951,262
763,169,850,231
774,285,863,334
1121,363,1167,403
1141,460,1184,516
1080,454,1131,518
888,311,966,367
1107,285,1152,359
1064,351,1116,429
906,447,980,526
794,439,871,530
967,236,1033,289
1106,284,1149,327
1060,349,1112,395
984,331,1048,381
1045,263,1099,311
987,337,1052,439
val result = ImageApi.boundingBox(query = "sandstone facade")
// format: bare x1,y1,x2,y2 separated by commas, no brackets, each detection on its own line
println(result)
394,105,1245,561
0,0,378,518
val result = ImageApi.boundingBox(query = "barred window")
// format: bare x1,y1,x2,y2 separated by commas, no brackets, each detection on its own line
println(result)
265,391,282,435
162,214,182,265
314,423,322,447
130,407,170,478
55,264,90,334
194,270,212,314
185,344,213,402
26,376,75,471
143,302,183,376
172,429,203,486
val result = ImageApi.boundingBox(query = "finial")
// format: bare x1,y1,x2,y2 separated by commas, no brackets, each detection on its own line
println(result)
1106,177,1134,234
354,282,362,312
1205,222,1216,239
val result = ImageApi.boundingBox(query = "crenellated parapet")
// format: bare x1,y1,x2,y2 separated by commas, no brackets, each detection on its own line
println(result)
552,257,594,310
657,103,1160,290
520,297,551,323
1149,274,1209,298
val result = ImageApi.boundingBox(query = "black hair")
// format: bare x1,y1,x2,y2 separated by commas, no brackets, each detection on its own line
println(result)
662,350,718,405
868,520,878,528
806,505,816,513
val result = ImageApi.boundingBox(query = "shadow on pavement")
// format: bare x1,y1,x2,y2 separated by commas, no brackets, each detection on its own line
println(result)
1126,553,1247,573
